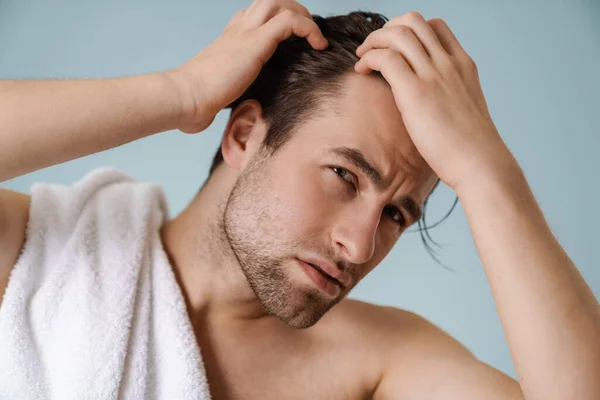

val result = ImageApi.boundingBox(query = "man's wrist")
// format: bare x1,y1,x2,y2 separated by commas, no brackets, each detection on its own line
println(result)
453,154,525,203
154,71,190,132
119,72,189,137
161,67,214,134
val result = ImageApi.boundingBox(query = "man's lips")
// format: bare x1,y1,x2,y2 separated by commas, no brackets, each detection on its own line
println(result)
297,257,351,288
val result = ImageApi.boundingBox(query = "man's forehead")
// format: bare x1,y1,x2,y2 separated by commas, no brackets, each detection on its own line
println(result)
316,73,431,178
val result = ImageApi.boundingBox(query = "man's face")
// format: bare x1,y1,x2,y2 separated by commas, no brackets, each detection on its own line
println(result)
223,73,438,329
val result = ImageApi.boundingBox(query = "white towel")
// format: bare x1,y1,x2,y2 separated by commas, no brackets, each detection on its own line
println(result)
0,167,211,400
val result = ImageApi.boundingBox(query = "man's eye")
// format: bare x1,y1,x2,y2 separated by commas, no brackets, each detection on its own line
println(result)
331,167,406,227
383,205,406,226
332,167,356,187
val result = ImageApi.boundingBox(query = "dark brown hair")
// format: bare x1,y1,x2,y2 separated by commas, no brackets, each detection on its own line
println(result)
208,11,389,174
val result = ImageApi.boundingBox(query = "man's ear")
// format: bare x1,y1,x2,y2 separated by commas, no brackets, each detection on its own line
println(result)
221,99,267,170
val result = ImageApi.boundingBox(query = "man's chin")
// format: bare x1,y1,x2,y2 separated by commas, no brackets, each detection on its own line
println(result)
274,306,328,330
260,285,338,329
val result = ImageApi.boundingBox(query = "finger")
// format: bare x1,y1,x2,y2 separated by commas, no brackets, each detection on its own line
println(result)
290,1,313,20
354,48,417,87
375,12,446,59
263,10,328,50
355,25,435,77
246,0,312,27
427,18,466,57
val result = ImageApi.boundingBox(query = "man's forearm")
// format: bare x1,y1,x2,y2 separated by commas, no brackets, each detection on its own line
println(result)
457,164,600,399
0,73,183,182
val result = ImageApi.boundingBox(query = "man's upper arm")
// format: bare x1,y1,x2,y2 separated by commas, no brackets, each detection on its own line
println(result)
0,189,30,307
373,308,524,400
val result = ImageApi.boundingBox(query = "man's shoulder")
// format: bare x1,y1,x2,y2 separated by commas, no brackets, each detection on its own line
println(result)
325,298,473,357
326,300,520,399
328,298,422,330
328,298,444,334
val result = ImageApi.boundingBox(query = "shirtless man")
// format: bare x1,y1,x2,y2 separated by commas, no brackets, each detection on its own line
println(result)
1,1,599,399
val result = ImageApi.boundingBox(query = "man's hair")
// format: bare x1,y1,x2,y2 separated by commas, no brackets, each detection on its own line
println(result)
209,11,458,265
208,11,389,175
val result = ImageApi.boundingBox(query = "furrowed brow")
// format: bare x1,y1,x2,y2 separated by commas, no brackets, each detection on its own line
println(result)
323,146,423,223
324,146,383,189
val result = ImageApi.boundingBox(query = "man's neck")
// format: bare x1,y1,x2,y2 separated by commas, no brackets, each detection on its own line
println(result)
159,170,271,326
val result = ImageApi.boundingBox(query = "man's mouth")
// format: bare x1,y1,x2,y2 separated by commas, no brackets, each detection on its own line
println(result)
306,262,341,287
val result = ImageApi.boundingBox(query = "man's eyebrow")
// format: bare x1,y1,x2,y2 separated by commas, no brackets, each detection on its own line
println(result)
323,146,423,223
323,146,383,188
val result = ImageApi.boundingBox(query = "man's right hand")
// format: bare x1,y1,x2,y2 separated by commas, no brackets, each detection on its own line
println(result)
166,0,328,134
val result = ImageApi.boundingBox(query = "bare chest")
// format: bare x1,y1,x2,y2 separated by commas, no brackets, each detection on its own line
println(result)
198,332,380,400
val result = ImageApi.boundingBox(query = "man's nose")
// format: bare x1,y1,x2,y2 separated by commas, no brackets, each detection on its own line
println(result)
331,209,379,265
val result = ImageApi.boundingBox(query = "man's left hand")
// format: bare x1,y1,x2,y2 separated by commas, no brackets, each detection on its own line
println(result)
355,12,516,191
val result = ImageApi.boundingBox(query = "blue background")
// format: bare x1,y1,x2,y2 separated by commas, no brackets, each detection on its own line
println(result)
1,0,599,378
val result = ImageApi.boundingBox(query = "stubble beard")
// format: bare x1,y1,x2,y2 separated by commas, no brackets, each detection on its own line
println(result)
221,155,343,329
